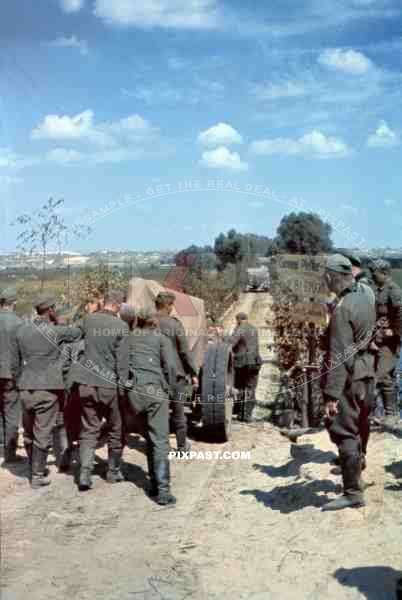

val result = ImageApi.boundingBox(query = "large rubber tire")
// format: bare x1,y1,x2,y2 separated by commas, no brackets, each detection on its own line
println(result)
201,343,234,442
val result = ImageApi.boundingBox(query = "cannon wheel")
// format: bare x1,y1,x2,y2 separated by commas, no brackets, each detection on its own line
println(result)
200,343,234,442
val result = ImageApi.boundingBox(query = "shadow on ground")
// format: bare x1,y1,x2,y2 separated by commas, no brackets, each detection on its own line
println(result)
385,460,402,492
334,566,402,599
253,443,337,478
241,479,341,513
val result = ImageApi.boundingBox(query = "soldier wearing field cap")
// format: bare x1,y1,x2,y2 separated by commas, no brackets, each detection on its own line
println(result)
70,290,128,491
342,253,371,286
368,259,402,425
0,288,22,463
321,254,376,511
155,291,198,455
230,312,262,423
11,295,81,488
117,308,177,505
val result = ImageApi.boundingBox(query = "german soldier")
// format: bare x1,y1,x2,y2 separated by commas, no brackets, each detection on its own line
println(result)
369,259,402,425
11,295,81,488
155,291,198,454
0,288,22,463
230,312,262,422
71,290,127,491
342,253,371,286
118,309,177,506
321,255,376,511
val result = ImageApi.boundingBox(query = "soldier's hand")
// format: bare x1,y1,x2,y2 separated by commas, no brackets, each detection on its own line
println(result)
191,376,199,388
369,341,379,352
325,400,338,418
384,328,394,337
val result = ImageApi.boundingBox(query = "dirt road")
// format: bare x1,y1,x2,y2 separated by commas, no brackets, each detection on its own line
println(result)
1,293,402,600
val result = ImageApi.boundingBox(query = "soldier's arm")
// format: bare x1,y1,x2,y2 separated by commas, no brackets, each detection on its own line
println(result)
54,324,82,344
321,304,354,402
116,335,130,389
229,327,243,351
113,322,130,385
10,328,22,381
160,334,177,388
388,285,402,340
174,321,197,377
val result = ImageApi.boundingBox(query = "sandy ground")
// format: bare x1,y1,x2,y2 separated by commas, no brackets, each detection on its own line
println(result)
1,293,402,600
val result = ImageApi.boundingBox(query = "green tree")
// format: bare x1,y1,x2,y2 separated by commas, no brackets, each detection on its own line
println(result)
274,212,333,255
214,229,244,271
71,263,129,313
176,244,216,273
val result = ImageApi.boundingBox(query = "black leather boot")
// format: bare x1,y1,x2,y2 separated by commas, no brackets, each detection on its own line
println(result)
4,438,23,464
322,452,365,511
174,440,192,457
31,447,51,489
154,459,176,506
106,450,125,483
78,446,94,491
53,427,72,473
147,447,158,497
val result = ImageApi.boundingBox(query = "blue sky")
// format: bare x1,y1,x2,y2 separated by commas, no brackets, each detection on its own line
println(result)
1,0,402,252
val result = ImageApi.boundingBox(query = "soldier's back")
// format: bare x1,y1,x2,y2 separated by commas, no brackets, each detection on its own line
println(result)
0,311,21,380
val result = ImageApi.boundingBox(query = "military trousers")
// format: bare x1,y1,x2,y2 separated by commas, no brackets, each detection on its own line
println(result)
79,386,123,458
375,345,400,416
63,384,81,444
171,377,188,448
327,377,375,496
128,385,170,486
21,390,61,452
234,366,260,420
0,379,20,454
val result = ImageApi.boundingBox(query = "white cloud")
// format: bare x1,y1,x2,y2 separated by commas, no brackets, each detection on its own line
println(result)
0,148,38,171
94,0,220,29
254,81,307,101
367,120,400,148
199,146,248,171
49,35,89,55
198,122,243,147
31,110,95,141
31,110,157,147
250,130,351,159
318,48,373,75
60,0,84,13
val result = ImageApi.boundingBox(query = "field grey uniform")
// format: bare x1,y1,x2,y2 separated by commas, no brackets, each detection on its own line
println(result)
0,288,22,462
230,316,262,422
118,319,176,501
11,297,81,484
322,256,376,510
70,308,128,487
157,308,197,452
370,262,402,418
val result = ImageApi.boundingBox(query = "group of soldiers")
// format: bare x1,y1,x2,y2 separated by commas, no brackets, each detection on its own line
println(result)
320,253,402,511
0,288,207,506
0,251,399,513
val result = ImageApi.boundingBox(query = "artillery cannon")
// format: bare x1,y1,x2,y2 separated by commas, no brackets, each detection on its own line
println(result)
125,278,235,442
